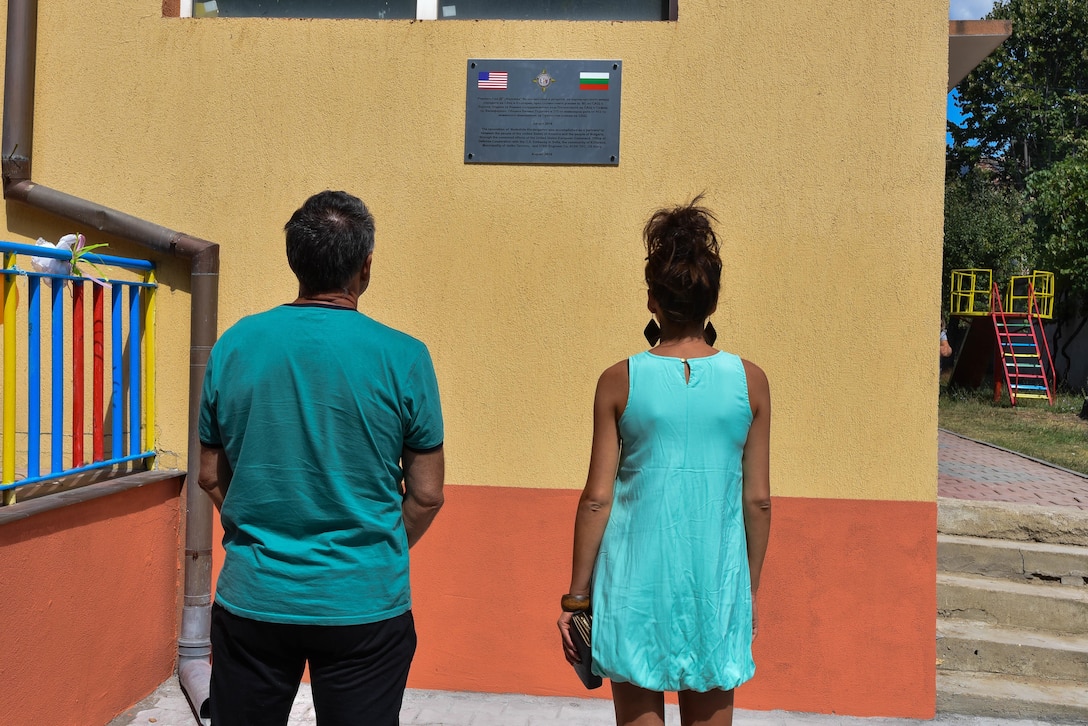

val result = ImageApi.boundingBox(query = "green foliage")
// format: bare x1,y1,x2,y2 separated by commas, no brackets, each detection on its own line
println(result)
1028,153,1088,303
947,0,1088,315
951,0,1088,185
943,167,1035,311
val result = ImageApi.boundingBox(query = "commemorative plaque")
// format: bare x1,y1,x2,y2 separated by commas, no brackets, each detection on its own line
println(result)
465,59,622,165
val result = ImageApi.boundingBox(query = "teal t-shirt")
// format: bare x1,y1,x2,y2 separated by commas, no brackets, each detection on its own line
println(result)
199,303,443,625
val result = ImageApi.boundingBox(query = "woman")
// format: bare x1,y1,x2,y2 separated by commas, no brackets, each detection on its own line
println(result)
558,197,771,726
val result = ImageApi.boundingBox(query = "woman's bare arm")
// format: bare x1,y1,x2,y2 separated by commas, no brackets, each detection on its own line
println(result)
559,360,627,662
568,361,626,596
741,359,772,631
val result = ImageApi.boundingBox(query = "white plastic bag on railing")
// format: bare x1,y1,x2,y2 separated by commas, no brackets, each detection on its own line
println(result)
29,233,108,287
29,234,79,281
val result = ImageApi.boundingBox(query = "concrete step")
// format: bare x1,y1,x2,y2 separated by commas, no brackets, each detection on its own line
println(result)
938,572,1088,635
938,670,1088,723
939,533,1088,584
938,497,1088,546
937,618,1088,682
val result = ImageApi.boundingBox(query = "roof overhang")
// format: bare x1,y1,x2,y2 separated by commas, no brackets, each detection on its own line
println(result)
949,20,1013,92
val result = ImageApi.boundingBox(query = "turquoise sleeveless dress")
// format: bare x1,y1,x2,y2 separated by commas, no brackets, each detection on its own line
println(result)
591,350,755,692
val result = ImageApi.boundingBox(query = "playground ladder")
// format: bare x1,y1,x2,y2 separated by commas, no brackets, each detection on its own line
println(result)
990,283,1054,406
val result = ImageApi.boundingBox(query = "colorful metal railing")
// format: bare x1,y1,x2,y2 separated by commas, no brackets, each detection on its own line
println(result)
1,240,156,505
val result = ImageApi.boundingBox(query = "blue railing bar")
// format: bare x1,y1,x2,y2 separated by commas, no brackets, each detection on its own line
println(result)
51,281,63,473
129,286,141,458
27,276,40,478
0,451,156,491
0,241,155,272
111,283,123,459
0,268,157,289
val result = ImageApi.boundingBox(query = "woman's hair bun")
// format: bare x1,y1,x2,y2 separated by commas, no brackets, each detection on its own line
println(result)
643,194,722,325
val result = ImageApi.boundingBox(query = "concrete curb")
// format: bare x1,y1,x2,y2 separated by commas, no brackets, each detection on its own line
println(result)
938,497,1088,546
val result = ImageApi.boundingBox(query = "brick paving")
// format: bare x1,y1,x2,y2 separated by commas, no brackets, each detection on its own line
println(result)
938,429,1088,510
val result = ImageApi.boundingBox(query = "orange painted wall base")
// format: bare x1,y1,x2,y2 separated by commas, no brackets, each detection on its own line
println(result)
407,486,936,719
211,485,936,718
0,478,182,726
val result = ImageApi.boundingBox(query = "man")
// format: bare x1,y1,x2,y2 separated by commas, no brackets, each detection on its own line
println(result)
199,190,445,726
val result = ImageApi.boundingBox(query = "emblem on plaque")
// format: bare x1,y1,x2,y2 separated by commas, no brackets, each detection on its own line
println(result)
532,69,555,92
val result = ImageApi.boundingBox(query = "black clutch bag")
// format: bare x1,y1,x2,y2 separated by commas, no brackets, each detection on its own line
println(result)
569,611,603,689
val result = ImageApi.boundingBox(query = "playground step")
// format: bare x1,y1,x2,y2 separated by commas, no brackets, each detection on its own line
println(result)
937,619,1088,682
938,572,1088,635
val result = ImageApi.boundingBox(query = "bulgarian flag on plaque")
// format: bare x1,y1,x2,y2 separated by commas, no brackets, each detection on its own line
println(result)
579,72,610,91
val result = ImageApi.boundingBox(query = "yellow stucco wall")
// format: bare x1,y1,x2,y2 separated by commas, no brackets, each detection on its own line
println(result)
1,0,948,501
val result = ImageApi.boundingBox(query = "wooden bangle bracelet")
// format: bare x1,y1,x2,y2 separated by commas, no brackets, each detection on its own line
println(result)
561,594,590,612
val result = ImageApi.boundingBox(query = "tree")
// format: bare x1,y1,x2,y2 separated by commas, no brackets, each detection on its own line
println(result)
949,0,1088,311
951,0,1088,186
943,165,1035,310
948,0,1088,393
1028,151,1088,290
1028,152,1088,379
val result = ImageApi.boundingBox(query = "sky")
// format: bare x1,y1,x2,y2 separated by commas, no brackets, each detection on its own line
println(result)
948,0,998,143
950,0,997,21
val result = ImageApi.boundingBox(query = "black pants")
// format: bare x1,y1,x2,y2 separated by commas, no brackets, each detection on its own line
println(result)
209,603,417,726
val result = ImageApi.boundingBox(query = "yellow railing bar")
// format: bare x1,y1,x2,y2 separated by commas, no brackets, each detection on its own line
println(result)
144,270,156,467
3,252,16,504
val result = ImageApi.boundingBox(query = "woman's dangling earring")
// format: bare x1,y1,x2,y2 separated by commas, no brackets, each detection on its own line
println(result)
644,318,661,346
703,321,717,346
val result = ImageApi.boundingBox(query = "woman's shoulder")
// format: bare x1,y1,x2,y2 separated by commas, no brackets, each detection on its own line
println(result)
739,357,770,405
739,357,767,380
593,358,631,406
598,358,631,387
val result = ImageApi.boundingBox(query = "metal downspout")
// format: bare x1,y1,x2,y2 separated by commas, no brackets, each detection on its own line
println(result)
2,0,218,719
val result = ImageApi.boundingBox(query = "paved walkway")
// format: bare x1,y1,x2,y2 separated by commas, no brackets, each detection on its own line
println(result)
110,678,1058,726
107,431,1086,726
938,429,1088,510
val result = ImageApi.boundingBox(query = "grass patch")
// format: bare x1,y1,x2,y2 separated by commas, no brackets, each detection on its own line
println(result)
939,385,1088,475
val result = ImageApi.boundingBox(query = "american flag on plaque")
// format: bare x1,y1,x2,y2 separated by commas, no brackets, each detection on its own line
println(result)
477,71,508,90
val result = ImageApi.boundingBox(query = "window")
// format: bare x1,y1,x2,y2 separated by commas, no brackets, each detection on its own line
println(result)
188,0,673,20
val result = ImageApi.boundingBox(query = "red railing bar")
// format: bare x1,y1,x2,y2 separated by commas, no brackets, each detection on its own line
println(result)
1028,284,1056,405
72,281,84,467
92,283,104,462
